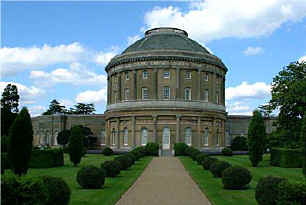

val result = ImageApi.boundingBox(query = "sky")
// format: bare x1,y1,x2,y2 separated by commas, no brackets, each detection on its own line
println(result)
1,0,306,117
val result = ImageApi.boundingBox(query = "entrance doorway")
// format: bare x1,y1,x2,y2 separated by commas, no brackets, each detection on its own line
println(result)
162,127,170,150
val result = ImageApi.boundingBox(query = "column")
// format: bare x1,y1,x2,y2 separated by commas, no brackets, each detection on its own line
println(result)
116,118,120,149
133,70,137,100
132,116,136,147
118,73,121,102
176,114,181,142
197,116,201,149
152,115,157,143
109,75,112,104
198,69,201,100
211,118,216,147
176,67,180,99
106,120,110,146
153,69,158,99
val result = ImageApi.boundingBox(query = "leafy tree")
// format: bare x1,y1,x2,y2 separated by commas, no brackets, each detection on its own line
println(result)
68,126,84,166
301,113,306,177
72,103,95,114
248,110,266,167
43,99,66,115
57,130,71,147
8,107,33,176
260,61,306,144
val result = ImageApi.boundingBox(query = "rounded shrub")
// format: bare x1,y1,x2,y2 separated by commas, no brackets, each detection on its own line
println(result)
202,157,218,170
145,143,159,156
101,160,121,177
114,156,130,170
209,161,231,178
277,180,306,205
222,166,252,189
231,136,248,151
102,147,113,156
131,147,146,159
174,143,188,156
255,176,287,205
222,147,233,156
196,153,208,165
77,165,105,189
125,153,136,164
41,176,71,205
190,149,201,161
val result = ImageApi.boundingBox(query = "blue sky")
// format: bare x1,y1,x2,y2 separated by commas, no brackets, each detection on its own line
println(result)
1,0,306,116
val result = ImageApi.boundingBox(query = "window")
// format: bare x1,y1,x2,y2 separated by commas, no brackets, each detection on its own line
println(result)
216,92,219,104
204,90,208,102
124,128,128,146
184,88,191,101
185,128,192,145
163,71,170,79
203,128,209,146
100,130,105,145
125,72,129,80
124,88,130,100
143,70,148,79
142,87,149,100
216,129,219,146
141,128,148,145
185,71,191,79
112,128,116,145
163,86,170,99
204,72,208,81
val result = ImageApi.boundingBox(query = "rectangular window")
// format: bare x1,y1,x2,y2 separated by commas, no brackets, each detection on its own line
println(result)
204,72,208,81
163,87,170,99
163,71,170,79
100,130,106,145
124,128,128,146
124,88,130,100
142,87,149,100
125,72,129,80
143,70,148,79
216,92,219,104
185,71,191,79
204,90,208,102
203,128,209,146
184,88,191,101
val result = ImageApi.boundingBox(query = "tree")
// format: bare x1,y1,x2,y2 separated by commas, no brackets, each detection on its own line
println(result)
8,107,33,176
43,99,66,115
301,113,306,177
57,130,71,147
261,61,306,144
248,110,266,167
72,103,95,114
1,84,19,136
68,126,84,166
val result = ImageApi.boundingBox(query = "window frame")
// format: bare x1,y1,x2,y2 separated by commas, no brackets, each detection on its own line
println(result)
204,89,209,102
203,128,209,146
141,128,148,145
185,127,192,146
184,88,191,101
111,128,116,145
124,88,130,101
163,71,170,79
125,72,129,80
204,72,208,81
142,87,149,100
142,70,148,79
123,128,128,146
163,86,170,99
185,71,192,79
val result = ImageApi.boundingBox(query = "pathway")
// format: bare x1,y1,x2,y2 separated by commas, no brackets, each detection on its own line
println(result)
116,157,211,205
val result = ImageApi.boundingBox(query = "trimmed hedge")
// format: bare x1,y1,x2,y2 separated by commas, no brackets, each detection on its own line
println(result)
102,147,113,156
222,147,233,156
114,156,131,170
277,180,306,205
77,165,105,189
202,157,218,170
231,136,248,151
42,176,71,205
209,160,231,178
174,143,188,156
130,146,146,160
195,153,208,165
29,148,64,168
222,166,252,189
270,147,303,168
101,160,121,177
145,143,159,156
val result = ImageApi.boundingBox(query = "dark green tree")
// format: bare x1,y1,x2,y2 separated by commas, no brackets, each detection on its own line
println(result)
301,113,306,177
57,130,71,147
68,126,84,166
8,107,33,176
248,110,266,167
72,103,95,114
43,99,66,115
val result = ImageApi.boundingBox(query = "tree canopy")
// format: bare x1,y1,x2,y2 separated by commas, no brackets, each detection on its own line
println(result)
71,103,95,115
42,100,95,115
43,99,66,115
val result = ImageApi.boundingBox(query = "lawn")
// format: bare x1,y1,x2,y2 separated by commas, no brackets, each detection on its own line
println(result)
4,154,153,205
179,155,304,205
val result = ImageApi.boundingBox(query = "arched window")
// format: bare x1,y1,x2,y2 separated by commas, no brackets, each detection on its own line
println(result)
124,128,128,146
203,128,209,146
184,88,191,101
185,128,192,146
112,128,116,145
141,128,148,145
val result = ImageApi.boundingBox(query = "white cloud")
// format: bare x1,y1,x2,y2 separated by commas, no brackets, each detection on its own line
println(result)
127,35,141,46
75,87,107,104
243,46,264,56
226,81,271,101
30,62,107,86
144,0,306,43
28,105,46,117
226,101,253,115
299,55,306,62
0,82,45,105
95,46,120,65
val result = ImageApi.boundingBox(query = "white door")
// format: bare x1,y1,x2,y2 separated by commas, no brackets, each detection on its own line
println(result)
162,128,170,150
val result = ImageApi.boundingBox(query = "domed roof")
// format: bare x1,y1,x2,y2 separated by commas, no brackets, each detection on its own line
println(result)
123,28,210,54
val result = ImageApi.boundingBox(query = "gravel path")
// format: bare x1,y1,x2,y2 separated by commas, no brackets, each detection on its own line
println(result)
116,157,211,205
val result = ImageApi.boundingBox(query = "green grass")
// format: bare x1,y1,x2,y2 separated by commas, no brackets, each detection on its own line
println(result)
179,155,304,205
4,154,152,205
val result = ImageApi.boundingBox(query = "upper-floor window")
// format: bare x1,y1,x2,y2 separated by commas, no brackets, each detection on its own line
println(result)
204,89,209,102
125,72,129,80
184,88,191,101
142,87,149,100
163,86,170,99
143,70,148,79
163,71,170,79
124,88,130,100
185,71,191,79
204,72,208,81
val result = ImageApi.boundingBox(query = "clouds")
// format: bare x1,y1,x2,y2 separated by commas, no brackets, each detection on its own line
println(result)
299,55,306,62
75,88,107,104
144,0,306,43
95,46,120,66
243,46,264,56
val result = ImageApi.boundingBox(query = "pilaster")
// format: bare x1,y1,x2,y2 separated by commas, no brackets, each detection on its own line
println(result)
116,118,120,149
132,116,136,146
152,115,158,143
176,114,181,142
176,67,180,99
133,70,137,100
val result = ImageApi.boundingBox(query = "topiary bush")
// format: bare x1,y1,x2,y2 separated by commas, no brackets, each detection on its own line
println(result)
202,157,218,170
222,147,233,156
277,180,306,205
68,126,84,166
255,176,287,205
174,143,188,156
41,176,71,205
145,143,159,156
114,155,130,170
101,160,121,177
77,165,105,189
270,147,303,168
231,136,248,151
131,146,146,160
222,166,252,189
102,147,114,156
195,153,208,165
125,153,136,164
209,160,232,178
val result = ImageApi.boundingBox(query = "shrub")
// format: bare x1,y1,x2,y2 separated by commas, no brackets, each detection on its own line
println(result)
145,143,159,156
301,114,306,177
41,176,71,205
222,166,252,189
125,153,136,164
131,147,146,160
102,147,114,156
277,180,306,205
8,107,33,176
255,176,287,205
101,160,121,177
195,153,208,165
231,136,248,151
77,165,105,189
29,148,64,168
174,143,188,156
248,110,266,167
68,125,84,166
202,157,218,170
1,152,10,173
270,147,303,168
1,174,20,205
222,147,233,156
209,160,231,178
114,155,131,170
57,130,70,147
